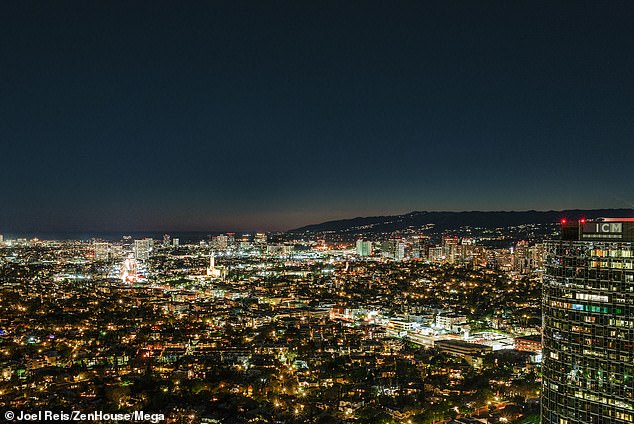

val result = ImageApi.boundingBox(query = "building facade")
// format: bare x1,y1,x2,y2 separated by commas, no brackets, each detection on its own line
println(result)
93,242,110,261
542,218,634,424
355,239,373,257
134,239,153,261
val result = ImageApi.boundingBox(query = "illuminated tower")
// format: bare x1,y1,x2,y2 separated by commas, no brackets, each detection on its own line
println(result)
542,218,634,424
213,234,228,250
442,236,459,263
381,238,404,260
355,239,373,257
134,238,153,261
226,232,236,249
513,240,529,274
93,242,110,261
254,233,267,247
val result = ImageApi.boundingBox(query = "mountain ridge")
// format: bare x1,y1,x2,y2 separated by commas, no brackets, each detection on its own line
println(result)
289,209,634,234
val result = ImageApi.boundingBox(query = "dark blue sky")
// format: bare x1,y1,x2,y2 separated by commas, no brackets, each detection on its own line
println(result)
2,1,634,232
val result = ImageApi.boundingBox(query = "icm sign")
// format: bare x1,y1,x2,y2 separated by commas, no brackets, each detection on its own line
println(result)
583,222,623,233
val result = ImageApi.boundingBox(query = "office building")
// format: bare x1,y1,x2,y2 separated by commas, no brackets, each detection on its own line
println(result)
226,232,236,249
460,237,476,263
254,232,267,247
410,236,429,259
542,218,634,424
428,246,444,262
381,238,405,260
355,239,373,257
213,234,228,250
110,245,124,260
266,244,294,255
93,242,110,261
442,236,460,263
435,313,468,332
530,243,547,273
513,240,530,274
134,239,153,261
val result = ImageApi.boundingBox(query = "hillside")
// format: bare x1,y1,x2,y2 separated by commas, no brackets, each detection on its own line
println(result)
290,209,634,234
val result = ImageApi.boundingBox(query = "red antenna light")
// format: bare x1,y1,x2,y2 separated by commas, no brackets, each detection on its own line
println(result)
561,218,567,225
580,218,587,224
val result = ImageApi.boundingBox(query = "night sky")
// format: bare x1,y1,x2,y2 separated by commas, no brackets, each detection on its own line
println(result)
2,1,634,232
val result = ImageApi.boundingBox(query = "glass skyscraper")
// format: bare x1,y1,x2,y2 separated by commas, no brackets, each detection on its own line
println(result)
542,218,634,424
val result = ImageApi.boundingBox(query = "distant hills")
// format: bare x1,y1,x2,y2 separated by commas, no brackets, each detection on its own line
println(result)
290,209,634,234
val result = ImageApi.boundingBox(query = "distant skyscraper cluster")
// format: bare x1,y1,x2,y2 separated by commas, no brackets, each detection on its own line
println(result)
351,234,543,275
89,233,275,266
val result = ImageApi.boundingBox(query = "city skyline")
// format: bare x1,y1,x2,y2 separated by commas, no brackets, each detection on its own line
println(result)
0,208,633,238
2,3,634,422
2,1,634,232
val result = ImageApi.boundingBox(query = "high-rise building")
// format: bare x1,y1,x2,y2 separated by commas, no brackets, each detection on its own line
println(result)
134,239,153,261
428,246,443,262
162,234,171,247
172,238,179,247
410,236,430,259
110,245,124,261
93,242,110,261
529,243,546,274
460,237,476,263
226,232,236,249
442,236,460,263
542,218,634,424
355,239,373,257
513,240,529,274
381,238,405,260
213,234,228,250
254,233,267,247
0,234,3,244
